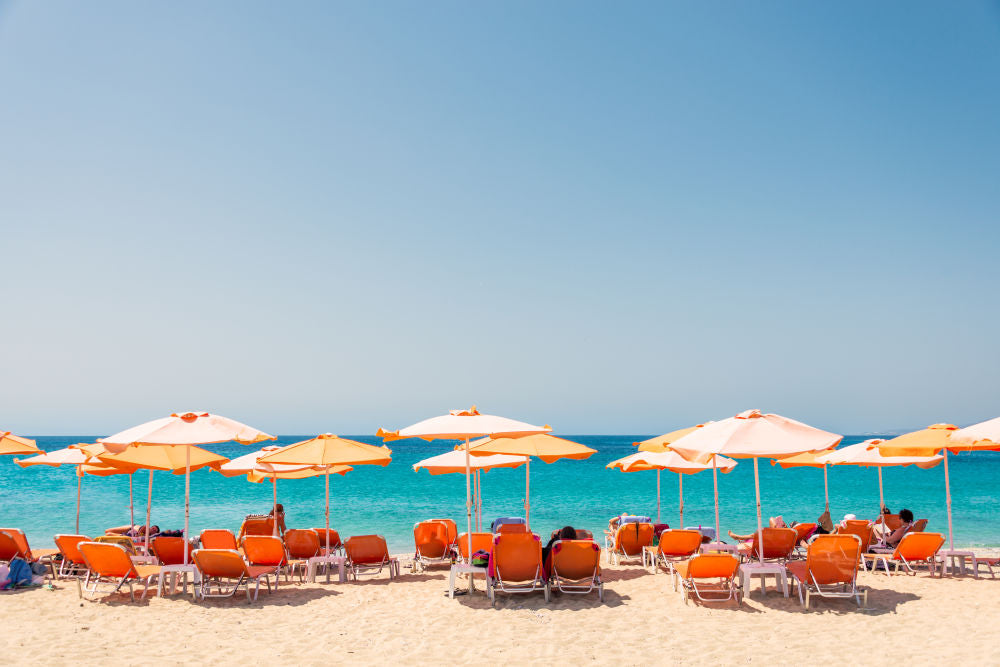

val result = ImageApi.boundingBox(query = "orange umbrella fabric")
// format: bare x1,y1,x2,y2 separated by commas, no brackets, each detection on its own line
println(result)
466,434,596,463
634,424,711,453
258,434,391,467
0,431,40,456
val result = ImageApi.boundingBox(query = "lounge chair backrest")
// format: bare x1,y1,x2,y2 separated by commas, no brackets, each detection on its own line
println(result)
497,523,529,535
748,527,798,559
882,514,902,531
910,519,928,533
345,535,389,565
0,532,21,561
94,534,137,554
491,517,526,533
837,523,872,552
618,515,652,525
492,532,543,582
574,528,594,540
414,521,450,559
805,534,861,585
551,540,600,580
78,541,137,578
200,529,238,550
429,518,458,545
312,528,343,550
193,549,248,579
614,522,654,556
457,532,494,560
242,535,287,567
793,523,818,544
656,529,703,557
151,536,192,566
238,517,275,540
894,532,945,560
55,534,90,565
0,528,31,559
843,520,871,531
687,554,740,579
284,529,321,559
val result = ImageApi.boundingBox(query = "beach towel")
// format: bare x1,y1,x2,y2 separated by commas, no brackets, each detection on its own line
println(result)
1,558,33,589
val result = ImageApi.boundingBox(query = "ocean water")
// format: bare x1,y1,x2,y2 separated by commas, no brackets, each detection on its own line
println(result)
3,435,998,554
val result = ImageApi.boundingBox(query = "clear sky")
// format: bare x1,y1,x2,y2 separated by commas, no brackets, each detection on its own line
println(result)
1,1,998,436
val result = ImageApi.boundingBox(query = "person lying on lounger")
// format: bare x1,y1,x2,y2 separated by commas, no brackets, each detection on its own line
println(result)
727,516,787,542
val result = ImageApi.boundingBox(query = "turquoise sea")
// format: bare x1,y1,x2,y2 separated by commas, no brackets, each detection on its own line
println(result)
3,435,998,554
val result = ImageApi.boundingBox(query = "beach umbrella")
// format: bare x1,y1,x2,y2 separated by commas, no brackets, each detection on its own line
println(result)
635,423,712,453
99,411,274,566
770,450,838,512
16,445,138,533
97,443,228,554
220,445,327,536
668,409,842,563
258,434,392,563
414,450,528,530
1,431,40,456
378,406,550,588
821,440,942,515
951,417,1000,449
466,433,596,529
607,451,737,526
877,423,1000,554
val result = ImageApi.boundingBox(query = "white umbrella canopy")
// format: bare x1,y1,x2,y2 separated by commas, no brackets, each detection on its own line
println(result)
669,409,842,562
414,450,528,531
607,451,737,526
950,416,1000,448
822,440,942,517
378,406,550,592
100,412,275,565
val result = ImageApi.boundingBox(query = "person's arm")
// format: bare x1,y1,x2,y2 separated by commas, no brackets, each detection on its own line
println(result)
887,524,910,546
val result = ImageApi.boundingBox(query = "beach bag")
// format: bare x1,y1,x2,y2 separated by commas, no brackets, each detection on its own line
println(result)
3,558,33,589
471,550,490,567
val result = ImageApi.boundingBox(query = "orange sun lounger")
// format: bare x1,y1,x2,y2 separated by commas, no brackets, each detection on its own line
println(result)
0,528,58,577
54,534,91,578
863,532,946,576
835,522,873,570
242,535,292,586
200,529,239,551
237,517,275,541
548,539,603,601
429,518,458,551
737,527,798,564
674,554,741,605
413,520,453,572
344,535,399,580
605,522,654,565
487,532,548,606
786,534,867,609
644,529,703,582
151,536,193,566
192,549,275,602
284,529,323,580
312,528,344,555
78,541,161,601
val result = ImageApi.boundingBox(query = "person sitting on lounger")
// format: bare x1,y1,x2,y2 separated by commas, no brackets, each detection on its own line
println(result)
727,517,788,542
268,504,287,536
885,508,914,547
106,524,159,538
542,526,577,563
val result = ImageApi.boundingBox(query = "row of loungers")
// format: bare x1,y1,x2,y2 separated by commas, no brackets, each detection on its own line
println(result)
0,527,399,602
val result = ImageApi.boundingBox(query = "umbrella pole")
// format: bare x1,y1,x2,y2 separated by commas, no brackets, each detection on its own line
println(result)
656,469,661,524
325,466,331,584
76,471,82,534
753,457,764,566
712,456,720,544
476,470,483,531
146,471,153,555
878,467,885,514
823,464,829,512
129,473,134,528
184,446,190,566
473,470,479,531
464,438,473,592
678,473,684,528
272,477,278,537
525,458,531,530
944,449,954,552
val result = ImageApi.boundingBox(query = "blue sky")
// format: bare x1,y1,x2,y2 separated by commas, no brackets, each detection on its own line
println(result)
1,1,998,435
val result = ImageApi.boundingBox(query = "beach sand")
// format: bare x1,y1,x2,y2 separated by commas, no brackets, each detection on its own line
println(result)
2,555,999,665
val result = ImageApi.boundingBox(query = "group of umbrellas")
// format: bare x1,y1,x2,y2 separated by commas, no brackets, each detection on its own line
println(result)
4,409,1000,573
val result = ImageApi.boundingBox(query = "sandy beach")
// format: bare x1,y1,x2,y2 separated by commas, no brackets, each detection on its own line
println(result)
3,554,999,666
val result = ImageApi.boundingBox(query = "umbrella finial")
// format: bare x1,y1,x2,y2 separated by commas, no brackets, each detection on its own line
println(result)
450,406,481,416
737,409,763,419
